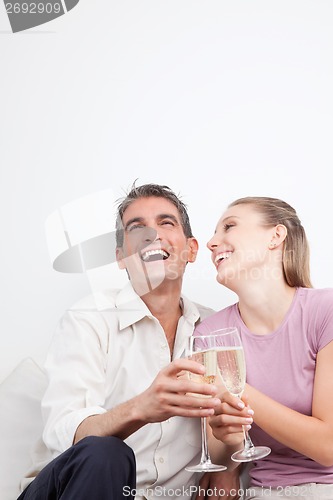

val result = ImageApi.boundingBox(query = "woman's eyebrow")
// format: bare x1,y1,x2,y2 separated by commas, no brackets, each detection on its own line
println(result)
221,215,240,223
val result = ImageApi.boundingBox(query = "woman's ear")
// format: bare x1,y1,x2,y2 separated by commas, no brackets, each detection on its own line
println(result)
269,224,287,249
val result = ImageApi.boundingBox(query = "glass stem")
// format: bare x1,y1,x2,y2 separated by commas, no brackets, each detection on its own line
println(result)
242,425,255,453
200,417,212,464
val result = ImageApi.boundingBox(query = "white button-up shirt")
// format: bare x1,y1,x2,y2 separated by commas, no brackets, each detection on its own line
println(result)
38,283,214,500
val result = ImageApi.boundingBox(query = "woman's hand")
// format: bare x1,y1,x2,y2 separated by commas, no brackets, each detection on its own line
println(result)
209,391,254,447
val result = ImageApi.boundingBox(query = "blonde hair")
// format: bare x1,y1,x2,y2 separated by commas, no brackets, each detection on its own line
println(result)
229,197,312,288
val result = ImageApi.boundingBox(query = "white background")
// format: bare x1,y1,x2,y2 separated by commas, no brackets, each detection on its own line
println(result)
1,0,332,381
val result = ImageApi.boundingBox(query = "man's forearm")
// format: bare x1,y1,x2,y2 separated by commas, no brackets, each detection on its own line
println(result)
73,357,221,445
74,395,146,444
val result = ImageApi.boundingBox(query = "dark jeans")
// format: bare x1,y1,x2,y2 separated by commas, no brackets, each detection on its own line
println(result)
17,436,136,499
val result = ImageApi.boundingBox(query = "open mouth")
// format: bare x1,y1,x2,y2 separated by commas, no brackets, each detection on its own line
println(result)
215,252,232,266
141,249,170,262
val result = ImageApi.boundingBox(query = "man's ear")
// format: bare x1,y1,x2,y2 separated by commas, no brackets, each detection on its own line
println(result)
187,238,199,263
116,247,126,270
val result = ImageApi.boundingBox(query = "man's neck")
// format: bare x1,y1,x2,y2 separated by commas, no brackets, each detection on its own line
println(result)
140,283,183,356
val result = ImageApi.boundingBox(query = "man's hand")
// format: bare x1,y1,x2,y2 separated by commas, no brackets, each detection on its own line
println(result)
195,469,241,500
137,358,221,423
75,358,221,443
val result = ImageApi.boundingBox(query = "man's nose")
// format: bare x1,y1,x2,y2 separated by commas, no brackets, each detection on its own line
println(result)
142,227,159,243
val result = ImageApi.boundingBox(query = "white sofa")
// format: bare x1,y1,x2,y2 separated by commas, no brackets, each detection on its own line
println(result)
0,358,251,500
0,358,47,500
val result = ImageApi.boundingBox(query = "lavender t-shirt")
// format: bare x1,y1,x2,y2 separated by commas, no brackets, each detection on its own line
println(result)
195,287,333,487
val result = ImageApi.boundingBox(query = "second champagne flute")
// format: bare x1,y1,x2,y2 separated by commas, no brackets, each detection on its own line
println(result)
214,327,271,462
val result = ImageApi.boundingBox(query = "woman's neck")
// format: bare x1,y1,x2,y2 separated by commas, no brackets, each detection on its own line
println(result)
237,281,296,335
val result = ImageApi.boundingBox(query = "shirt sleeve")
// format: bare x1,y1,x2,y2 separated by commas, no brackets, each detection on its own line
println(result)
42,309,110,454
317,289,333,351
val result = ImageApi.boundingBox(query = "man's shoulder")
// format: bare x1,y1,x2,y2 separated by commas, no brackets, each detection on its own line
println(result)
68,288,122,312
192,301,216,320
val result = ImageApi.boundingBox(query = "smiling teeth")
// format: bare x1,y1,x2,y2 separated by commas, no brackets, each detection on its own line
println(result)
142,249,169,261
215,252,232,264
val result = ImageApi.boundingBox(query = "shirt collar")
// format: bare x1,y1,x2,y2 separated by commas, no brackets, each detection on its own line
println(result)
115,282,201,331
179,294,201,326
115,282,152,330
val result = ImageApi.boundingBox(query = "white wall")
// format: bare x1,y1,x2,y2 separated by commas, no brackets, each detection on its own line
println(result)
1,0,333,381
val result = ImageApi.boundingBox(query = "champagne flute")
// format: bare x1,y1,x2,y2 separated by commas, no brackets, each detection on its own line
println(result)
185,332,227,472
213,327,271,462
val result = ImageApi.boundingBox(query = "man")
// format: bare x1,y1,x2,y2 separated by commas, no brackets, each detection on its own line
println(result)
18,183,239,499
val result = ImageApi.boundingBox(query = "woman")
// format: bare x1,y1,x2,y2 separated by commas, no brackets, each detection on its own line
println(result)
195,197,333,499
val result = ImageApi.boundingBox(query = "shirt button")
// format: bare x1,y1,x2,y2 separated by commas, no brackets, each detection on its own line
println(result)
159,457,164,463
161,344,168,350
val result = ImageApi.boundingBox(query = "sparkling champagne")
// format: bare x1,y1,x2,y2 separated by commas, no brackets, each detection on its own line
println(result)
216,346,246,397
191,349,217,384
188,349,217,396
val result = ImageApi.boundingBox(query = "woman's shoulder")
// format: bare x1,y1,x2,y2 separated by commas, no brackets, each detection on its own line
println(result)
195,302,239,333
296,287,333,322
298,287,333,305
297,288,333,349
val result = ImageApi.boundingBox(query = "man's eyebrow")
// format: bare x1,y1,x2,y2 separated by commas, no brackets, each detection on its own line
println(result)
124,217,144,231
157,214,179,224
124,213,180,231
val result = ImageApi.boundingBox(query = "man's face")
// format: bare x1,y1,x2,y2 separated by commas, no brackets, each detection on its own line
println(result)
116,196,198,295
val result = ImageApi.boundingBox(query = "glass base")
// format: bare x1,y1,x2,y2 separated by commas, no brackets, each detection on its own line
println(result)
185,462,227,472
231,446,271,463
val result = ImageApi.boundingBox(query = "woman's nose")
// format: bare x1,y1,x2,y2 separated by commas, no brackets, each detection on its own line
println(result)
207,234,218,251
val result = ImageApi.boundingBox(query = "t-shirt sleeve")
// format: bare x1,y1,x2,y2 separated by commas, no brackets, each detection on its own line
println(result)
316,289,333,351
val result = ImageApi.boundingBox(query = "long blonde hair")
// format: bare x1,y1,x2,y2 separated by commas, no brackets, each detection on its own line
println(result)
229,197,312,288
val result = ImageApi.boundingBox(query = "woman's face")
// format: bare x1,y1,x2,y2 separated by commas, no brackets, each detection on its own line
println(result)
207,203,277,288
